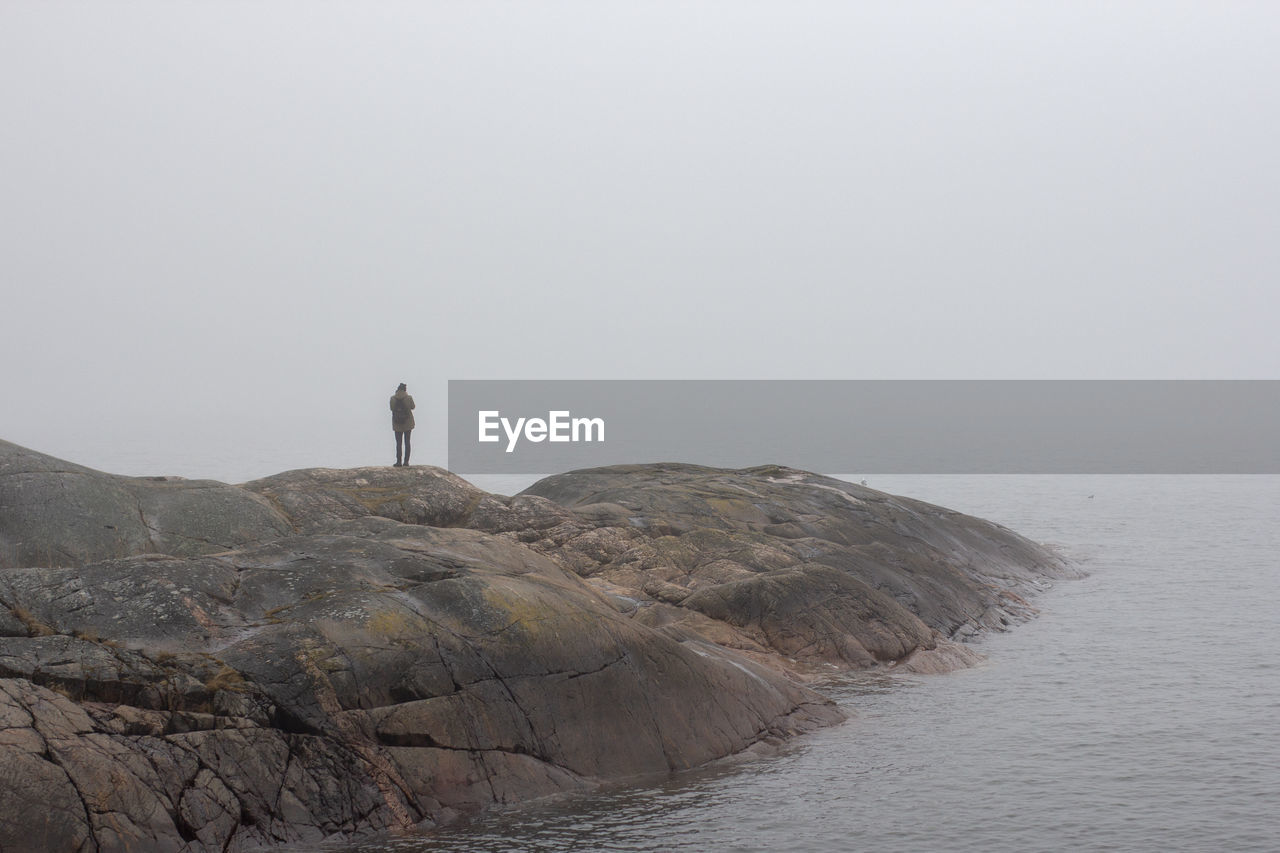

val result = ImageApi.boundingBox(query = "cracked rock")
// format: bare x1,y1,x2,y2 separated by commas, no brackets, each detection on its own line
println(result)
0,441,1074,851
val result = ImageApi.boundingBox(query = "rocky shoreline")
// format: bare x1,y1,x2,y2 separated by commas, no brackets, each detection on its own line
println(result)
0,439,1075,851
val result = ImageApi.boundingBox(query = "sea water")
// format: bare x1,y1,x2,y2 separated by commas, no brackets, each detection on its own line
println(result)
308,474,1280,853
48,446,1271,852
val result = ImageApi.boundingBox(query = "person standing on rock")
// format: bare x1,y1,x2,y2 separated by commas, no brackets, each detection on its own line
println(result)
390,383,415,467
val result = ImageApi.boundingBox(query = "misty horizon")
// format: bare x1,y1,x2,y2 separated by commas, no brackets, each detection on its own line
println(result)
3,2,1277,482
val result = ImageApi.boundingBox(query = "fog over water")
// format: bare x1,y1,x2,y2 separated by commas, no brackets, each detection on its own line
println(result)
4,8,1278,853
4,6,1278,847
3,2,1279,481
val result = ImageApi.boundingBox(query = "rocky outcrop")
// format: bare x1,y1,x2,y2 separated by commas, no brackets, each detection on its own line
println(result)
514,463,1075,669
0,442,1072,851
0,439,291,568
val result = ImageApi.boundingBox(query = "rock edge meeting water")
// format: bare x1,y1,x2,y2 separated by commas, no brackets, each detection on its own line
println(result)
336,474,1280,853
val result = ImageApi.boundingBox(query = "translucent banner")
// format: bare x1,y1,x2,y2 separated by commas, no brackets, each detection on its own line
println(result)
447,380,1280,474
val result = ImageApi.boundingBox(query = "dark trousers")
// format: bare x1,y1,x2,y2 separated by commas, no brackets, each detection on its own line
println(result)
395,430,412,465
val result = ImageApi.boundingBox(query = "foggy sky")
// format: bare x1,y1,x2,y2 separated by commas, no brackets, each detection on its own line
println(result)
2,2,1277,481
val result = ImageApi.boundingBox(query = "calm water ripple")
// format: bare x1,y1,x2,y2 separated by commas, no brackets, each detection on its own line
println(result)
315,476,1279,853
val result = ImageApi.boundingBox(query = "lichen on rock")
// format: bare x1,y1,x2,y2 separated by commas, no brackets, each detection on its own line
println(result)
0,440,1073,851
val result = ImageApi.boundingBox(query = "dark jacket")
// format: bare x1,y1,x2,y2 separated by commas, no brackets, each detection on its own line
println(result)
390,391,416,432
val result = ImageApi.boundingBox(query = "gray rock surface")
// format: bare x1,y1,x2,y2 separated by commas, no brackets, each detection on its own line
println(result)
517,463,1077,668
0,439,292,569
0,442,1073,851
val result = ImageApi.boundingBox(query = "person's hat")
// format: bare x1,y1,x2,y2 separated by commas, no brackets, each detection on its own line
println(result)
397,383,407,390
